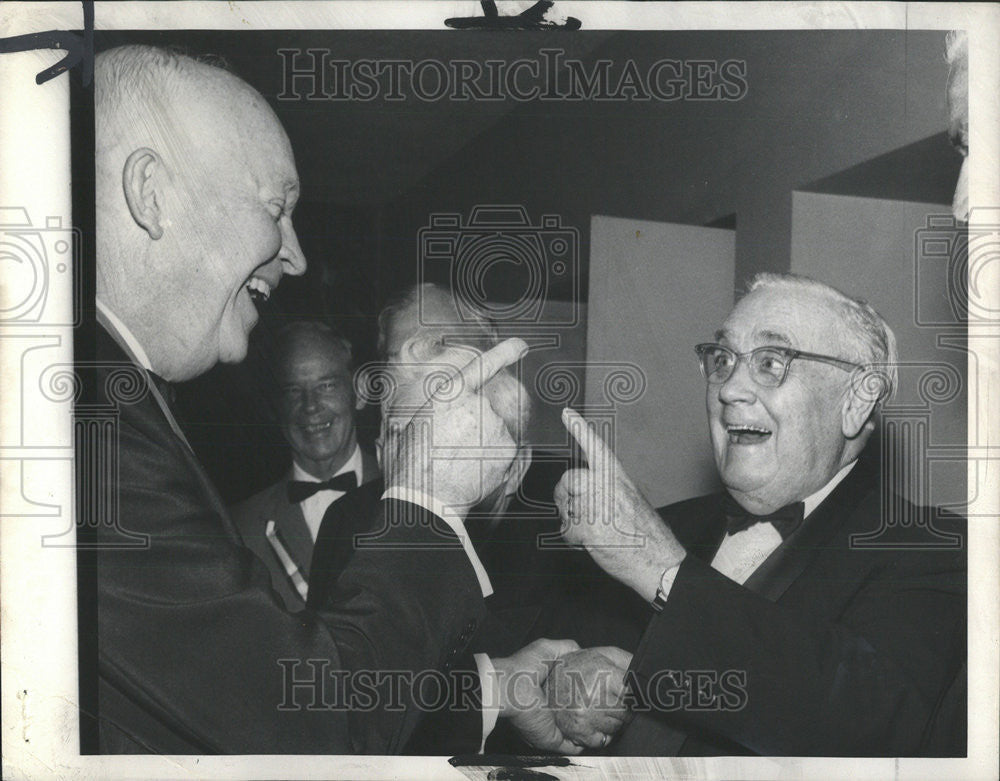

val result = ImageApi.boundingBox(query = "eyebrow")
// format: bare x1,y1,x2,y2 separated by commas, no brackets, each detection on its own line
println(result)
713,328,794,347
756,329,793,347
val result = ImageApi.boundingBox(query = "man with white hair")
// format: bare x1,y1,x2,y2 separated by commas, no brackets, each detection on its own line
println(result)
308,283,635,753
554,273,966,755
87,44,558,755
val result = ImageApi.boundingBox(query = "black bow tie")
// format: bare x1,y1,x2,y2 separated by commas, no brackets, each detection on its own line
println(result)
287,472,358,503
722,494,805,540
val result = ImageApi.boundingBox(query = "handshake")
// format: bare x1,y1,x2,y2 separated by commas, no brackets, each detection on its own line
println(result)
491,639,633,754
378,338,641,753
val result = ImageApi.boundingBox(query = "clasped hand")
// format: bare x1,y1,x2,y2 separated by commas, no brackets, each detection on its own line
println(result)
492,640,633,754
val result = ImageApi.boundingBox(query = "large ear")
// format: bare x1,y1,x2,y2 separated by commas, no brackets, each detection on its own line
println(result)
841,369,881,439
398,333,441,364
122,147,164,240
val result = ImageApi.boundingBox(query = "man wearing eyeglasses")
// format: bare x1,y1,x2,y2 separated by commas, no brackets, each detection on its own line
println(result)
552,273,965,756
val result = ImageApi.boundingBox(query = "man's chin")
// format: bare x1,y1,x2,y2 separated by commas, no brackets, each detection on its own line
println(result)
217,339,250,366
718,463,773,499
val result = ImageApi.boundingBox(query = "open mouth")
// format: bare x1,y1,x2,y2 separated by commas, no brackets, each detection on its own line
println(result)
726,423,772,445
246,275,272,305
300,421,333,435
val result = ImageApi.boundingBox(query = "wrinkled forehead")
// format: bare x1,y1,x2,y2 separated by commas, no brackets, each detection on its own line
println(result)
718,286,846,353
279,335,352,381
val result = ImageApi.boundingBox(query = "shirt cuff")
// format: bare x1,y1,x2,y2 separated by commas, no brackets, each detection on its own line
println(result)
474,652,501,752
381,487,494,598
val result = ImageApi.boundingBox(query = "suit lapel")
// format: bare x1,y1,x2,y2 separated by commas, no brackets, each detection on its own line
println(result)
306,479,384,608
268,479,315,581
743,460,876,602
96,324,236,537
359,449,380,486
624,471,876,756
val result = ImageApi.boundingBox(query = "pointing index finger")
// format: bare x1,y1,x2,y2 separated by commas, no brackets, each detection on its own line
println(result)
453,337,529,396
562,407,618,471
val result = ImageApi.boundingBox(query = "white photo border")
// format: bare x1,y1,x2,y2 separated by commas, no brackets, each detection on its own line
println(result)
1,2,997,779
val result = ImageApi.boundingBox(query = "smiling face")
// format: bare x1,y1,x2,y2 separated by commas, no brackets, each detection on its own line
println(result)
278,332,359,479
154,73,307,378
707,285,858,513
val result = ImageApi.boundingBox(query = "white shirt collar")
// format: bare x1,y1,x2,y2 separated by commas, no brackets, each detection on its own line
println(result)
803,459,858,518
292,443,362,485
96,298,153,372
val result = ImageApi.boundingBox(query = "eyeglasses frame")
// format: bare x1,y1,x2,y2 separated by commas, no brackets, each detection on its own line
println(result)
694,342,865,387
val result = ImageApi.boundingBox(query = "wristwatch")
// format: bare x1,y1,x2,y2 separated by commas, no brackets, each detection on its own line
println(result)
650,566,673,612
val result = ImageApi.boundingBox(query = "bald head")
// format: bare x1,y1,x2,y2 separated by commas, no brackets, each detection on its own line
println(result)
96,47,288,178
96,45,306,381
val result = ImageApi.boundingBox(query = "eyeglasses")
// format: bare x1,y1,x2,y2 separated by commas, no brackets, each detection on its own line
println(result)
694,343,864,388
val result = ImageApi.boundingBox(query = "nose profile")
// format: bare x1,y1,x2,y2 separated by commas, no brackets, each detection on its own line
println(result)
280,218,307,277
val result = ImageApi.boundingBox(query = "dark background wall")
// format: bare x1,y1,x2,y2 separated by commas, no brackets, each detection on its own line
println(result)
94,29,960,502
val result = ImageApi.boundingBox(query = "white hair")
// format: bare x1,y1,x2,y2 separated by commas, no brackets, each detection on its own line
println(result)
376,282,499,359
944,30,968,65
95,45,234,156
376,283,531,441
745,272,898,403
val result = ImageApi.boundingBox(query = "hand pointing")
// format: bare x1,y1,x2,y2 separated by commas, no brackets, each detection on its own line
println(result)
555,408,686,600
382,338,529,517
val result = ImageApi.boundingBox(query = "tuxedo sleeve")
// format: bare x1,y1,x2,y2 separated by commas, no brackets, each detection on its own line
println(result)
628,547,965,756
96,402,486,754
401,652,486,755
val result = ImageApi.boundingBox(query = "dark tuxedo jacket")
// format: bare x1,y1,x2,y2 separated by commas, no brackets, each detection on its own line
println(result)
231,453,380,609
309,454,648,658
85,325,487,754
468,452,651,656
613,457,967,757
306,456,652,754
